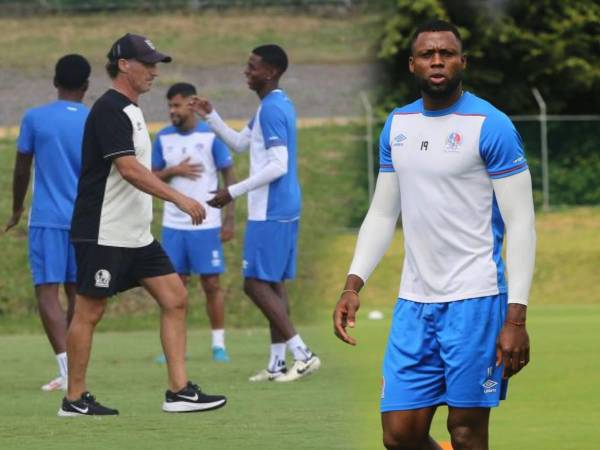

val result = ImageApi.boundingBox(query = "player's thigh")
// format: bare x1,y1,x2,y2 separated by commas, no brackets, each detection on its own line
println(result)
141,272,187,311
440,295,508,408
243,220,292,282
29,227,72,285
381,300,446,412
186,228,225,276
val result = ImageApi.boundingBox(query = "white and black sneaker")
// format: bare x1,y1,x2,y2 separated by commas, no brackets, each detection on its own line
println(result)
58,392,119,417
275,354,321,382
162,381,227,413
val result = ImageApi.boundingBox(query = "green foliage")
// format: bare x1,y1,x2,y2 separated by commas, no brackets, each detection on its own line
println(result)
378,0,600,114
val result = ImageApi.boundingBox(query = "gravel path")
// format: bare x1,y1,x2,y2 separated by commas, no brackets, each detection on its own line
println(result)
0,63,375,126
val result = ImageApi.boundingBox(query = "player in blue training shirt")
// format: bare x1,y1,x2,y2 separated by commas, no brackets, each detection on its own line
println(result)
191,44,321,382
6,54,91,392
152,82,236,363
333,21,536,450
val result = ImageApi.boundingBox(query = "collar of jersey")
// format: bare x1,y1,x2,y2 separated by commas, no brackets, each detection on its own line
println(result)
421,91,469,117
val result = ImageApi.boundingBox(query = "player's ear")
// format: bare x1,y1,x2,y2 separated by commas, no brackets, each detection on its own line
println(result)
408,56,415,74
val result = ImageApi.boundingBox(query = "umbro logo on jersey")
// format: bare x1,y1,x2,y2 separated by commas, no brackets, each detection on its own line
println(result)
94,269,111,288
392,134,407,147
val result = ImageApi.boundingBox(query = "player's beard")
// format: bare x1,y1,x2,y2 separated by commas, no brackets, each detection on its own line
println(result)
416,71,463,100
170,115,183,127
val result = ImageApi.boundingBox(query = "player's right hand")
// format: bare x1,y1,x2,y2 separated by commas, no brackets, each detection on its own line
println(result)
175,195,206,225
189,96,213,118
175,157,204,180
4,209,23,232
333,291,360,346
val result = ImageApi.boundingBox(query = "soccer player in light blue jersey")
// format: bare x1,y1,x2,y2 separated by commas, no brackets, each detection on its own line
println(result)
153,82,236,363
191,45,321,382
333,21,536,450
6,54,91,392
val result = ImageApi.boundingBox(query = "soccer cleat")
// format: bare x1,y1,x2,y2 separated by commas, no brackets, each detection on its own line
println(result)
248,368,287,382
162,381,226,413
41,376,66,392
58,392,119,417
212,347,230,363
274,354,321,382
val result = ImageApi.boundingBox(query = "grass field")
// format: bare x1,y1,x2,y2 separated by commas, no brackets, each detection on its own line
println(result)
0,308,598,449
0,12,382,70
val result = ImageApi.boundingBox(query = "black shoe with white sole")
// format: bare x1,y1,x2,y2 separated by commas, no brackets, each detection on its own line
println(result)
162,381,227,413
58,392,119,417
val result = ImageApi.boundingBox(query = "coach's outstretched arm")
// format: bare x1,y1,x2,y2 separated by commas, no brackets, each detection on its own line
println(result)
189,97,251,153
492,169,536,378
333,173,401,345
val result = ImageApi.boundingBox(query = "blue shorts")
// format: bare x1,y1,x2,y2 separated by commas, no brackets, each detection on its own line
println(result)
28,227,77,286
161,227,225,276
243,220,298,282
381,294,508,412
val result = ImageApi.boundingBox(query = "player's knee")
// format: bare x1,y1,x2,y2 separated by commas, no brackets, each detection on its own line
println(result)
382,428,427,450
160,287,188,313
449,425,481,450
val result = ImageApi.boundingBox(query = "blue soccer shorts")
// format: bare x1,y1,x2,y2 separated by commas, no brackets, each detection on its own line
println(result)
161,227,225,276
380,294,508,412
28,227,77,286
243,219,298,282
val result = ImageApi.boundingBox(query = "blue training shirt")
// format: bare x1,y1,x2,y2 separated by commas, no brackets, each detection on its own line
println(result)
17,100,89,229
246,89,301,221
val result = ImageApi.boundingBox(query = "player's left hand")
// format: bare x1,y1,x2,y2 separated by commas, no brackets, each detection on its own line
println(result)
208,189,233,209
496,304,530,378
5,209,23,232
333,290,361,346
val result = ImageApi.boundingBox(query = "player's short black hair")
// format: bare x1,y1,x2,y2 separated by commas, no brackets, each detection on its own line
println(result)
166,82,197,99
54,54,91,89
410,20,463,54
252,44,288,75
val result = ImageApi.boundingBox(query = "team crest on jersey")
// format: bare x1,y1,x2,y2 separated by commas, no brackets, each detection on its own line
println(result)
94,269,111,288
445,132,462,152
392,133,407,147
195,143,204,151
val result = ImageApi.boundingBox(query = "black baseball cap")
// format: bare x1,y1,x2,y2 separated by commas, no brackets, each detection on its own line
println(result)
107,33,172,64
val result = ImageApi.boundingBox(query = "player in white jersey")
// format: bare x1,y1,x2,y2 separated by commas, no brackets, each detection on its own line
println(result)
190,44,320,382
333,21,535,450
153,82,236,363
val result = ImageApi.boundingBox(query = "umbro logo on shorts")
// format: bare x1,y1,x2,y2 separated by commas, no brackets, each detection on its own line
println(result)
94,269,111,288
482,379,498,393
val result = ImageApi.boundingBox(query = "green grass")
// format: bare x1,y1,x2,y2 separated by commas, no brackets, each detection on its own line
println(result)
0,123,370,325
0,12,382,71
0,308,598,449
0,323,363,450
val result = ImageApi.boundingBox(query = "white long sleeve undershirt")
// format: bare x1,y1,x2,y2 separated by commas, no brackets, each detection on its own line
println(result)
227,145,288,198
205,110,251,154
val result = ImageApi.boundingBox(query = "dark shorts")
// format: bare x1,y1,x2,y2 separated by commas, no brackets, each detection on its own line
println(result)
74,240,175,298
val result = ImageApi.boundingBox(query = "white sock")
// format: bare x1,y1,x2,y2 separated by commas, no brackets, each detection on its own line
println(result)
268,343,287,372
56,352,68,379
212,329,225,349
286,334,313,361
